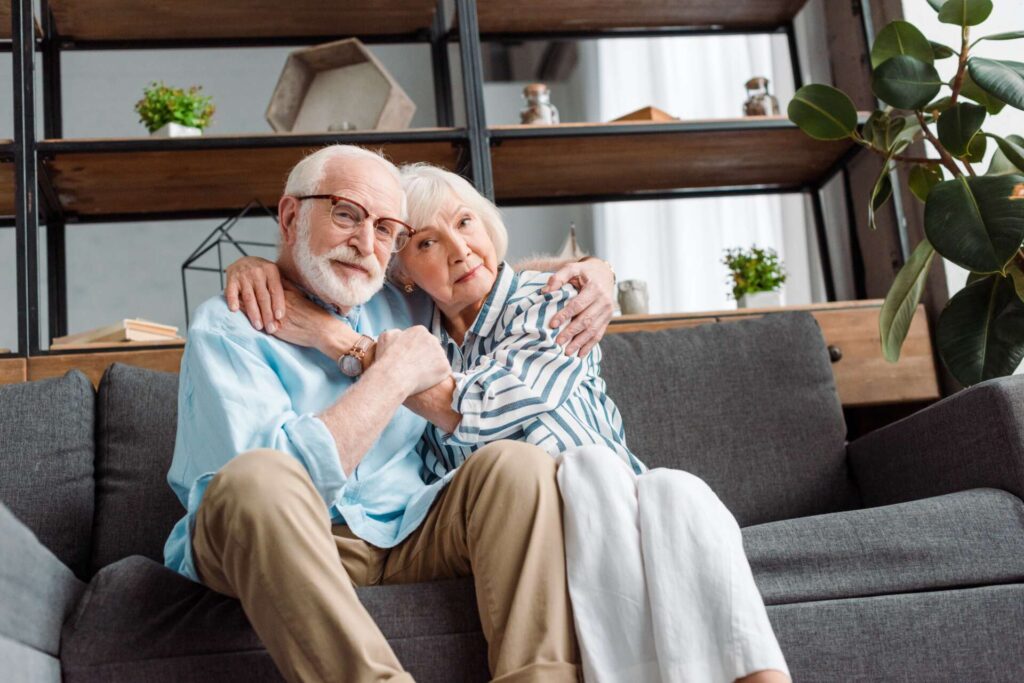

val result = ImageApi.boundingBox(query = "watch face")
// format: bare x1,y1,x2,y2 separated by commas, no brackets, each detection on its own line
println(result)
340,354,363,377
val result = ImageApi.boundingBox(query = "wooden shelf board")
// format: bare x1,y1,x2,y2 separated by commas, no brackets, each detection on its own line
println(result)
48,0,437,42
606,301,940,408
490,118,857,201
476,0,810,33
26,347,185,387
0,358,27,385
42,131,463,218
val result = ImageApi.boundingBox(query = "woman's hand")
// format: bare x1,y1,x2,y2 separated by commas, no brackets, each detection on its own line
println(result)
225,256,286,333
543,258,616,357
271,280,344,352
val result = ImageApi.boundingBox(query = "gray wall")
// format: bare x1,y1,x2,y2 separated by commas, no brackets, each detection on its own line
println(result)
0,43,590,350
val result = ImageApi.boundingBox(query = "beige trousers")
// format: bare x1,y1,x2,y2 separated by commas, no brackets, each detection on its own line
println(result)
192,441,580,683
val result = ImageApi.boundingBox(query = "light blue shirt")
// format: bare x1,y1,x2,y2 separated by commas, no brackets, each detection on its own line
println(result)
163,284,452,582
420,262,647,479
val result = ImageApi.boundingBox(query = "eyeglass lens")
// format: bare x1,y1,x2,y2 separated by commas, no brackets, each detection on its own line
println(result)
330,200,410,252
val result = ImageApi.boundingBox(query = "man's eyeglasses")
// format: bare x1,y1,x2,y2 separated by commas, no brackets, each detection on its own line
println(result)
295,194,415,253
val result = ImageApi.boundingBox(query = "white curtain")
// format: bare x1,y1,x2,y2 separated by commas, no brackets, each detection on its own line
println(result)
590,32,829,313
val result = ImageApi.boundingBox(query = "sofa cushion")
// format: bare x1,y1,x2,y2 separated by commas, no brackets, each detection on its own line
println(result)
601,311,856,525
61,556,489,683
744,488,1024,604
91,364,183,575
769,584,1024,681
0,370,95,577
0,503,85,656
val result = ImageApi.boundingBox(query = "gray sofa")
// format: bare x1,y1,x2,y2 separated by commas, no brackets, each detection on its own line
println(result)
2,311,1023,682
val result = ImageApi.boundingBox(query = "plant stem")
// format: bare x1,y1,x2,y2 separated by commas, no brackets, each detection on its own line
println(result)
950,25,971,105
964,160,977,176
916,111,963,176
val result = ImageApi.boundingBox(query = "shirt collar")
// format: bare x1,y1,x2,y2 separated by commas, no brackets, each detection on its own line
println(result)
300,286,363,330
430,261,516,345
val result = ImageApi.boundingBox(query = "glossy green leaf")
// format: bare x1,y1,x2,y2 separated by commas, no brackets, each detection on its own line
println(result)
873,56,944,110
891,116,923,151
924,174,1024,272
989,133,1024,171
964,131,988,163
973,31,1024,44
986,133,1024,175
966,271,989,286
927,0,947,10
924,96,955,114
960,70,1007,114
909,164,944,202
938,0,993,26
968,58,1024,111
930,41,957,60
869,160,894,230
788,84,859,140
937,102,986,156
936,273,1024,385
880,239,936,361
872,21,935,69
861,110,884,147
1007,260,1024,302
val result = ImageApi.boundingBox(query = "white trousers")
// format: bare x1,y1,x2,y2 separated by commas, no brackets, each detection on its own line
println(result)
555,445,790,683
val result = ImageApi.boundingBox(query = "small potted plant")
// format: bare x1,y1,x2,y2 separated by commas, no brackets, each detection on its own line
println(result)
135,82,215,138
722,246,787,308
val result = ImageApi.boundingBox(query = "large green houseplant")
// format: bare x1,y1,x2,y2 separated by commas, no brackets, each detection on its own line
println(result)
788,0,1024,387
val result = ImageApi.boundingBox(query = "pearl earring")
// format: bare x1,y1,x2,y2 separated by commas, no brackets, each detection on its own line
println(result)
403,283,416,294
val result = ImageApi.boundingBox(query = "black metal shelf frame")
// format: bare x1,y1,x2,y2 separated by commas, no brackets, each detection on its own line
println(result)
7,0,890,358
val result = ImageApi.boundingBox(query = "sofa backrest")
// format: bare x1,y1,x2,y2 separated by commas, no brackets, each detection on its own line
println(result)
600,311,859,526
91,364,182,576
0,371,96,579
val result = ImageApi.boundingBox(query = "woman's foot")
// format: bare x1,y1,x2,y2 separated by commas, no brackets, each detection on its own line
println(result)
736,669,791,683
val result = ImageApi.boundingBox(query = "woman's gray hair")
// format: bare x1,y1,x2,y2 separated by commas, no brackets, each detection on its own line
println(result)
399,163,509,261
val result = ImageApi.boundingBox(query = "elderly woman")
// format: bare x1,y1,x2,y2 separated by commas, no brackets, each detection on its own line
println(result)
226,164,790,683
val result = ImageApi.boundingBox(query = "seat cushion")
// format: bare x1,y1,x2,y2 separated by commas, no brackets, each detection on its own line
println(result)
91,364,184,575
61,556,489,683
769,584,1024,681
0,503,85,656
744,488,1024,605
601,311,856,525
0,370,95,578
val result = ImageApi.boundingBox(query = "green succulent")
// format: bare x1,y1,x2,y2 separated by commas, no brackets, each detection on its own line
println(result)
722,246,787,301
135,82,215,133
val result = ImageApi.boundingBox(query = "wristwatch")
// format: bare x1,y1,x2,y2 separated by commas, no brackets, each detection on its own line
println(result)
338,335,374,378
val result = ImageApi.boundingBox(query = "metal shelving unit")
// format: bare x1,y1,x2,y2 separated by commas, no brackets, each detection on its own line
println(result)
5,0,882,366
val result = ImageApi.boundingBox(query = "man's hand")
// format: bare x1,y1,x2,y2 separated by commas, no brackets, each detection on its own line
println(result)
225,256,286,333
542,258,616,357
375,327,452,396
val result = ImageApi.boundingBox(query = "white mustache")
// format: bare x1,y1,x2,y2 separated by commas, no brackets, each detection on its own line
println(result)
323,245,381,278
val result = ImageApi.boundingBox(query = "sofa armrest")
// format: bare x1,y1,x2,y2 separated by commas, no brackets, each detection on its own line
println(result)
0,502,85,657
848,375,1024,508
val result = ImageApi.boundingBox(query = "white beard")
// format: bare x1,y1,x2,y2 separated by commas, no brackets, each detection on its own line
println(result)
294,220,385,308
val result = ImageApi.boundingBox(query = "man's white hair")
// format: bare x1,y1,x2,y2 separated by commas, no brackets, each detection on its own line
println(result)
399,163,509,261
284,145,408,229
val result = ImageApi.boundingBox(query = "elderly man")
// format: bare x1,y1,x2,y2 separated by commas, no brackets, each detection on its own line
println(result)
164,144,615,683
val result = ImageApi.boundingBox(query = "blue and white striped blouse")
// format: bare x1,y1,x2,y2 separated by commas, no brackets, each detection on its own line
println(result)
420,261,647,480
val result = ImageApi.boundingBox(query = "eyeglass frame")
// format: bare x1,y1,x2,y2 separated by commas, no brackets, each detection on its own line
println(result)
294,194,417,253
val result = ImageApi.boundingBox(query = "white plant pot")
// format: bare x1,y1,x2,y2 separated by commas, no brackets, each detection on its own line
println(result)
150,122,203,138
737,290,781,309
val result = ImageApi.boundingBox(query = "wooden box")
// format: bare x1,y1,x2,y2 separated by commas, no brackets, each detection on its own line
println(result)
266,38,416,133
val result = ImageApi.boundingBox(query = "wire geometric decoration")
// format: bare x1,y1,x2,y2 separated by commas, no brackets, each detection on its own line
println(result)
181,200,279,328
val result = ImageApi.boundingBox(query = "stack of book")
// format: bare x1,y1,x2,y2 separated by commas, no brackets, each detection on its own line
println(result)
51,319,185,350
